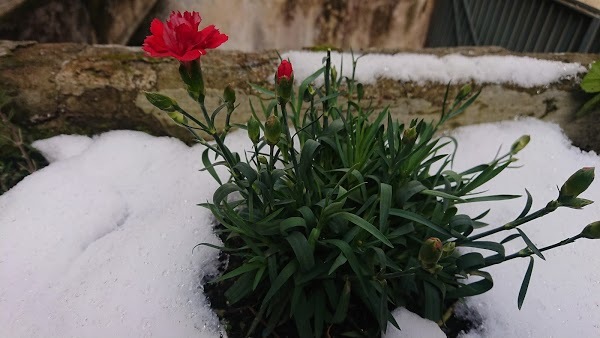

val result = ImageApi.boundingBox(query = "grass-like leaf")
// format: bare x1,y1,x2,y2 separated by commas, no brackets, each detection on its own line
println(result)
518,256,535,309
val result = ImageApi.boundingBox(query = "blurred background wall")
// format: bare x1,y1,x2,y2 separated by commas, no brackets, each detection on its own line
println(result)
0,0,598,52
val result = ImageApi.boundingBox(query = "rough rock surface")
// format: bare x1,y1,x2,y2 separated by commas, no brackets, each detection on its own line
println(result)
0,0,158,44
0,40,599,154
162,0,435,51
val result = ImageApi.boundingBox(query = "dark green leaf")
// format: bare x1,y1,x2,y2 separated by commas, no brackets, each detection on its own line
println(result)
338,212,393,247
286,231,315,271
389,208,455,238
262,260,298,304
518,256,535,309
379,183,392,232
213,183,241,206
517,228,545,260
202,149,222,185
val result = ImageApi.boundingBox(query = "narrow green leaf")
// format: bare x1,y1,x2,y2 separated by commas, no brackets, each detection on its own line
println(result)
213,182,241,205
280,217,307,234
517,189,533,219
389,208,455,238
421,189,466,202
517,228,545,260
262,260,298,305
379,183,392,232
202,148,222,185
328,253,347,275
458,241,505,256
518,257,535,309
215,262,261,282
338,212,393,247
575,92,600,117
500,233,521,244
461,194,521,203
233,162,257,183
456,252,485,271
447,270,493,298
286,231,315,271
423,281,442,321
331,279,351,323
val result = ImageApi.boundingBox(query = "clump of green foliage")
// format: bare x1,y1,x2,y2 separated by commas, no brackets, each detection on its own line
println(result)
0,92,46,194
576,60,600,117
145,51,599,337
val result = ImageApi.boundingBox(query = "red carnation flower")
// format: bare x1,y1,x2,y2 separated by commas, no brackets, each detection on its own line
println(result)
276,60,293,84
142,11,228,62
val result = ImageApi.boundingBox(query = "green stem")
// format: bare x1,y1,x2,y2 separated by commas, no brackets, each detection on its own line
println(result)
279,103,299,172
485,234,583,267
464,202,556,242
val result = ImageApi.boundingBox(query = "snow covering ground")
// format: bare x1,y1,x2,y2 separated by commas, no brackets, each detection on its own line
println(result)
282,51,586,87
1,118,599,337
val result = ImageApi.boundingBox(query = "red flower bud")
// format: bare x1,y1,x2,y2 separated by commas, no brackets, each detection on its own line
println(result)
276,60,293,84
142,11,228,62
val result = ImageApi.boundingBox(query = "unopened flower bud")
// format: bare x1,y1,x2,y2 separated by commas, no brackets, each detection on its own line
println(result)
303,84,315,102
456,83,472,101
510,135,530,155
247,117,260,144
223,84,236,104
402,127,417,145
264,115,281,145
356,83,364,101
167,111,187,124
145,92,178,112
276,60,293,103
441,242,456,259
331,65,337,83
580,221,600,239
258,156,268,164
559,167,595,200
419,237,443,269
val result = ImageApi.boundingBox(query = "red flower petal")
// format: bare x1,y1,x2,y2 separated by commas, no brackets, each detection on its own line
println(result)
197,25,229,49
142,10,226,62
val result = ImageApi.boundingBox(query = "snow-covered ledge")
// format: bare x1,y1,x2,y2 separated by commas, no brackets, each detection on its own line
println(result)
0,40,598,152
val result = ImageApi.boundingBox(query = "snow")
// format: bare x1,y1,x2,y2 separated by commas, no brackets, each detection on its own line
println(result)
281,51,587,87
1,119,599,337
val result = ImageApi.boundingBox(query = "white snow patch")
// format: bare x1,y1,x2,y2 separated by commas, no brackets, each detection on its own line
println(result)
384,308,445,338
1,119,599,337
281,51,586,87
32,135,93,163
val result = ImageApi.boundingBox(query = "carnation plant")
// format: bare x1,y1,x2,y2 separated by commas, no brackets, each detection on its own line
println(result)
142,11,600,337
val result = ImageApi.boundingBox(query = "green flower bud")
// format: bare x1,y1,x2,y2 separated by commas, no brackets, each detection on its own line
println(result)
264,115,281,145
419,237,443,271
510,135,530,155
561,197,594,209
441,242,456,259
356,83,364,101
258,156,268,164
303,84,315,102
402,127,417,145
144,92,178,112
331,65,338,83
223,84,236,104
456,83,472,101
559,167,595,200
247,117,261,144
580,221,600,239
167,111,188,124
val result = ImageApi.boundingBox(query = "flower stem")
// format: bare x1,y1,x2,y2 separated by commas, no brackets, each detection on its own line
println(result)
464,202,556,242
485,234,583,267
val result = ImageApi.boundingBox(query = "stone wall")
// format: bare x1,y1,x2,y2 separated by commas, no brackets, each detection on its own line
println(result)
0,40,599,154
0,0,159,44
161,0,435,51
